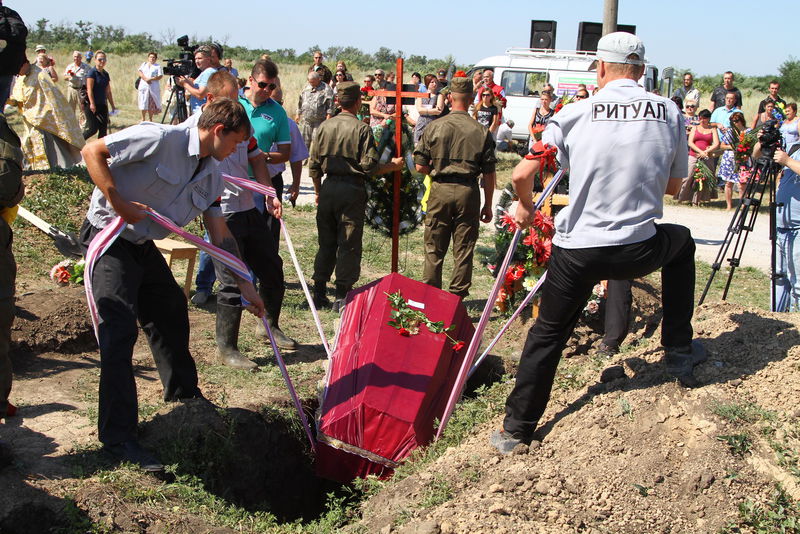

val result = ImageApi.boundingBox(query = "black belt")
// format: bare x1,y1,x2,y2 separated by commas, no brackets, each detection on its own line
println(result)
432,176,475,184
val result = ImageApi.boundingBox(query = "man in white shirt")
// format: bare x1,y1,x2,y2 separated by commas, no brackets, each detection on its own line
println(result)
496,119,514,151
492,32,703,454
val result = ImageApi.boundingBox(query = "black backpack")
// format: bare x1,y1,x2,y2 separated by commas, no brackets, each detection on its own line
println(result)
0,6,27,43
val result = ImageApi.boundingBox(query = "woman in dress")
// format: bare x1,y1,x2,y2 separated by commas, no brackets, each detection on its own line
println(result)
370,81,396,139
472,87,500,135
137,52,163,122
83,50,116,139
8,59,84,169
677,109,719,204
413,74,444,143
717,112,748,210
528,89,554,137
780,103,799,151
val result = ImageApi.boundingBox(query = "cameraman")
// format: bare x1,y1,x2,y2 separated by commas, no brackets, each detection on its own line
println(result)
755,138,800,311
178,45,219,115
492,33,704,454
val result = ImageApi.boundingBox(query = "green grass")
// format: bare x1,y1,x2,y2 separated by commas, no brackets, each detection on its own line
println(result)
692,262,771,310
711,400,776,425
721,484,800,534
717,433,753,457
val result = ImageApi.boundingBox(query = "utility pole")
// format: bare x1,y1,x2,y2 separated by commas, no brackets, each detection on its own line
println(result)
602,0,618,35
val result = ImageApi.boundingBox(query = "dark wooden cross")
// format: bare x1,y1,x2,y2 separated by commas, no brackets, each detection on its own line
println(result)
368,58,430,273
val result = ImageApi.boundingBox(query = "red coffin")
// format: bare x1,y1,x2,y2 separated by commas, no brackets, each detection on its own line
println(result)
315,273,474,482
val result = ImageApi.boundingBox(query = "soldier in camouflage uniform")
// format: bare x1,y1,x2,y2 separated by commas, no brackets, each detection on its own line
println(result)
0,113,24,421
413,77,496,299
310,81,403,310
296,71,334,154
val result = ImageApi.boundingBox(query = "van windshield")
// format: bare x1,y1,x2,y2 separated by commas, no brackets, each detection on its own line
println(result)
501,71,548,97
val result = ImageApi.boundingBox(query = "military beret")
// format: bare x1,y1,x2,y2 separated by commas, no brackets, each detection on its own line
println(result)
337,81,361,104
449,77,472,95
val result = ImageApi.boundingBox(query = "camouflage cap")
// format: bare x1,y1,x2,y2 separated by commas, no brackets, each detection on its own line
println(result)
337,81,361,105
449,77,472,95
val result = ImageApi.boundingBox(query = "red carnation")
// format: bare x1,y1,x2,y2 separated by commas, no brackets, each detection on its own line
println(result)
452,341,465,352
500,212,518,232
398,327,410,336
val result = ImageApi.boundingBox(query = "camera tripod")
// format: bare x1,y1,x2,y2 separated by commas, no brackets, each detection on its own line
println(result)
698,143,782,309
161,77,188,124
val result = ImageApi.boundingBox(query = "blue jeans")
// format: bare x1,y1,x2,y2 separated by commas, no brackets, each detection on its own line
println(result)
775,228,800,312
194,232,216,293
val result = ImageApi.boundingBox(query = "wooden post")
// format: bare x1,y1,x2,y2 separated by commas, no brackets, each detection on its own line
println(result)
369,60,430,273
602,0,618,35
392,58,403,272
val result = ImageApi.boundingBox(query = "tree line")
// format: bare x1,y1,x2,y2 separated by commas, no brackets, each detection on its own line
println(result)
26,19,458,74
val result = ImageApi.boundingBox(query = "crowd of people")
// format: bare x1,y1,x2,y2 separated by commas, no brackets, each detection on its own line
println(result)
1,5,799,474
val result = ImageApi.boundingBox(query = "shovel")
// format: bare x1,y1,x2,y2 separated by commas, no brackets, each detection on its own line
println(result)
16,206,83,259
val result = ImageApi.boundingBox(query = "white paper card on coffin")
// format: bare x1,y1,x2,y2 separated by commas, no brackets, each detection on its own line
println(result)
407,299,425,309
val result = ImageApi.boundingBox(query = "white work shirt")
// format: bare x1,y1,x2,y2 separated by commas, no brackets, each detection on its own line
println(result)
183,112,262,215
267,117,309,178
543,78,688,249
86,122,223,244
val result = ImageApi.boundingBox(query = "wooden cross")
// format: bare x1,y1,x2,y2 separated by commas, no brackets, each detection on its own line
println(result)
368,58,430,273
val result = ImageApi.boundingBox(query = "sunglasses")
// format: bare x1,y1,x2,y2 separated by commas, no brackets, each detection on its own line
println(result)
375,73,384,77
686,105,697,108
575,95,587,99
482,93,493,97
336,73,344,76
256,81,276,90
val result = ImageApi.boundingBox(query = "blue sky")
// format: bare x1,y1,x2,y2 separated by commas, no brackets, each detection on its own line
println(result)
12,0,791,77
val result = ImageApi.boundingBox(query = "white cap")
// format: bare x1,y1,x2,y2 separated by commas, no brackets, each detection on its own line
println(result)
35,44,47,53
589,32,645,70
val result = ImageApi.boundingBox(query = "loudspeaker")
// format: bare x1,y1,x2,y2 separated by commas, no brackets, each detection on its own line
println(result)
530,20,557,50
576,22,637,52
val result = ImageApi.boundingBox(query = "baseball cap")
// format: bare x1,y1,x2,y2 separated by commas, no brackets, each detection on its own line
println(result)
337,81,361,105
35,44,47,53
449,77,472,95
588,32,645,70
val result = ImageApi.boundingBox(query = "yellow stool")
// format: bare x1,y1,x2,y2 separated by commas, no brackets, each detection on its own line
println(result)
154,238,198,298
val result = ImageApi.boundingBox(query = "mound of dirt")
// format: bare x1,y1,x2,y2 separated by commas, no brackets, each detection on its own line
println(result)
12,287,96,353
349,300,800,533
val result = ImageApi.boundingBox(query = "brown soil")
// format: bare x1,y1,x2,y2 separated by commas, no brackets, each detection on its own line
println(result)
2,280,800,533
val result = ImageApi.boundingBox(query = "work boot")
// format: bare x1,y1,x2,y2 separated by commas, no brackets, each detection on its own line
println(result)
332,283,351,313
258,286,298,350
216,303,258,371
313,280,331,309
664,340,707,388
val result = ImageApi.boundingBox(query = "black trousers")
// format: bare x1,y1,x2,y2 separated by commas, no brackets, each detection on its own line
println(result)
504,224,695,438
81,222,201,444
213,208,284,307
83,102,108,139
603,279,633,348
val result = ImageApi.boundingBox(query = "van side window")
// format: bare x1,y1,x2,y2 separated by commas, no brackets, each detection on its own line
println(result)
501,71,548,97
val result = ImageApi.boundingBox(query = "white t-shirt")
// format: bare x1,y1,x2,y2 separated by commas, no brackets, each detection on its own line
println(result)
542,78,688,249
496,123,513,144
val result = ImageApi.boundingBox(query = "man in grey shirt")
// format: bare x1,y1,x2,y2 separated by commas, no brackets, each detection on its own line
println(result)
80,98,264,472
492,33,704,454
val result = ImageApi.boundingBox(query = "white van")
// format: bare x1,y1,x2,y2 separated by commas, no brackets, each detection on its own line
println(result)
469,48,659,142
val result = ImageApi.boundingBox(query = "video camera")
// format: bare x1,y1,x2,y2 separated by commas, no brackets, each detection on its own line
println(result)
162,35,199,77
758,119,783,159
